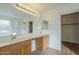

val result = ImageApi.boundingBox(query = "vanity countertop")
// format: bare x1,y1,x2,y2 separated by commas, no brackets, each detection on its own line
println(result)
0,33,49,48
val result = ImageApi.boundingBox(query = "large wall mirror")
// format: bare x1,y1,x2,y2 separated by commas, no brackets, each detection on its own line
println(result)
0,20,10,36
0,19,33,36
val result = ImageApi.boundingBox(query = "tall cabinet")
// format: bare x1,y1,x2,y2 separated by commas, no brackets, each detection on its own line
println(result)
61,12,79,44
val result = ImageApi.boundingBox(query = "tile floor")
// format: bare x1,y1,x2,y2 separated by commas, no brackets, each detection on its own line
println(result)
32,42,79,55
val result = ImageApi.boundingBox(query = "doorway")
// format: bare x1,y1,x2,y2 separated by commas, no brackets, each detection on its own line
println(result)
61,12,79,55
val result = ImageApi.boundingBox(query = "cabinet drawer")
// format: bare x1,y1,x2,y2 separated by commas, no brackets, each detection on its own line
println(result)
16,40,31,46
20,45,31,55
0,47,11,55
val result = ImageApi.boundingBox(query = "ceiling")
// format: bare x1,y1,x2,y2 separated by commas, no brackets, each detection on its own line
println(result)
0,3,69,13
0,3,69,18
11,3,69,18
24,3,68,12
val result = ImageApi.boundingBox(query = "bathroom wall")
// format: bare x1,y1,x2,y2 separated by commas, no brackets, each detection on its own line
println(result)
41,3,79,50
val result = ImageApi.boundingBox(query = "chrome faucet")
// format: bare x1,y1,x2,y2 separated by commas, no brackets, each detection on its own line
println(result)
10,33,16,40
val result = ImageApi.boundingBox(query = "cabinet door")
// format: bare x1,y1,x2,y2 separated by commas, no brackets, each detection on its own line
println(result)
0,44,20,55
42,36,49,50
36,37,43,52
20,46,28,55
20,45,31,55
36,36,49,52
9,45,18,55
27,45,31,55
17,40,31,55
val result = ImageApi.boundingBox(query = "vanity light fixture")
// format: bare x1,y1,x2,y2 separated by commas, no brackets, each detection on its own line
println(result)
15,3,40,17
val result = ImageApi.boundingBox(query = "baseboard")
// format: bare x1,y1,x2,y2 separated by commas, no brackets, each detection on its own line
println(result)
62,41,79,47
62,41,79,44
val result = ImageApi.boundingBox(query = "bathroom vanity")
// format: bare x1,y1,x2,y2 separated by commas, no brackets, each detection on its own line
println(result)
0,34,49,55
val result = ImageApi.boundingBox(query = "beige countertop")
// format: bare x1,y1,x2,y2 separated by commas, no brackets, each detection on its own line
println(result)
0,33,48,48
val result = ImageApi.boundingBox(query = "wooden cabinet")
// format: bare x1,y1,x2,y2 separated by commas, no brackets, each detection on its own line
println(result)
36,35,49,52
0,40,31,55
0,35,49,55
